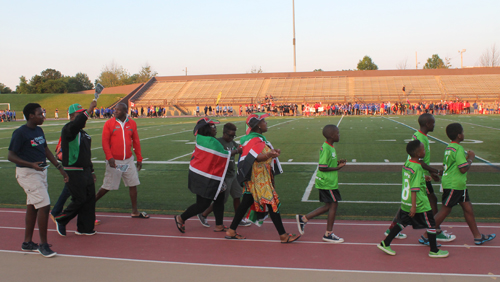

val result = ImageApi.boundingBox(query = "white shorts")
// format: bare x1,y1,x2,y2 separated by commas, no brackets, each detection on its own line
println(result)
101,156,140,190
16,167,50,209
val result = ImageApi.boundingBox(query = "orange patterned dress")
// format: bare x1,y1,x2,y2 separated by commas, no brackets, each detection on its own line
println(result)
244,145,281,213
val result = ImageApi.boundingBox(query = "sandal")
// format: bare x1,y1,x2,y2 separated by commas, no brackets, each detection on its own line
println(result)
132,212,150,219
474,234,496,245
174,215,185,233
281,233,301,244
225,232,246,240
214,225,228,232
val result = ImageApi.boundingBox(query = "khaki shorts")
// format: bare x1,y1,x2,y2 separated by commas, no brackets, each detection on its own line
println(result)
16,167,50,209
224,175,243,203
101,156,140,190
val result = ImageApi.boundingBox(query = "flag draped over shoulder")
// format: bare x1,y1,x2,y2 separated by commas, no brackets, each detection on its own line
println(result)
237,132,283,186
188,135,230,200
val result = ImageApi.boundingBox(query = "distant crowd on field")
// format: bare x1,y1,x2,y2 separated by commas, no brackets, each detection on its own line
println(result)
193,100,500,118
0,109,17,122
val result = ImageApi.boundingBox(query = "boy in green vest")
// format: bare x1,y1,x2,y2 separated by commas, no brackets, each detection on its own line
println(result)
421,123,495,245
378,140,448,257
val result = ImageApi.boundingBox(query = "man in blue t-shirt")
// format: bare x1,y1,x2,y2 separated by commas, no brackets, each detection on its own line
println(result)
8,103,68,258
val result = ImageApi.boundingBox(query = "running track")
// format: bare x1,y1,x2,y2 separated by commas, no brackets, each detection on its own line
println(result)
1,208,499,280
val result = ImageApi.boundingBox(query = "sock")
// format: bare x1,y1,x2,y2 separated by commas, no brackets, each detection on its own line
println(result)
383,224,403,246
388,221,397,230
428,229,438,253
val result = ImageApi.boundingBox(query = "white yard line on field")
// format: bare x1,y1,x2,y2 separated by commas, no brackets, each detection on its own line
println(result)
435,117,500,131
382,117,499,170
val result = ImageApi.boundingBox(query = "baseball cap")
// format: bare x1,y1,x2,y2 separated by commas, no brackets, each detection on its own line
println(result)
193,117,220,136
68,104,85,115
245,112,270,134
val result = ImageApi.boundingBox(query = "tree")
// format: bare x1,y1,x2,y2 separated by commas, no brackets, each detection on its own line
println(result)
16,76,32,94
0,83,12,94
357,56,378,70
479,44,500,67
249,66,263,73
396,58,408,70
97,61,130,88
423,54,448,69
136,64,158,83
444,57,452,68
40,79,67,93
41,68,62,80
313,69,324,72
75,72,94,90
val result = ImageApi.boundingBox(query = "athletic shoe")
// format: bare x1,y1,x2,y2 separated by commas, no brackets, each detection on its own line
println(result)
377,241,396,256
56,221,66,237
95,219,101,226
296,214,307,235
21,241,39,252
428,249,449,258
37,243,56,258
238,219,252,227
75,231,97,236
436,230,456,242
418,235,442,247
322,233,344,243
384,229,407,239
197,214,210,228
474,234,496,245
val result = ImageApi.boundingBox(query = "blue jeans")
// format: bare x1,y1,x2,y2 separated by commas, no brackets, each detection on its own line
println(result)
51,184,70,216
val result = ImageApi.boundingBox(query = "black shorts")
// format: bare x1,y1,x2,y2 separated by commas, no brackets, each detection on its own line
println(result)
442,189,470,207
319,189,341,203
426,181,434,194
397,210,436,229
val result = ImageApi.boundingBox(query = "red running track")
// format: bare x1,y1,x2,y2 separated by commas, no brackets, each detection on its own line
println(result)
1,208,499,277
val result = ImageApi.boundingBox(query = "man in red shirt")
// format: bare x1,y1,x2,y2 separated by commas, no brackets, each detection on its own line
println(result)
96,103,149,218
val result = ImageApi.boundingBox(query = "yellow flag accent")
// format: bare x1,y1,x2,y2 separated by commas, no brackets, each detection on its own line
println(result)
216,92,222,105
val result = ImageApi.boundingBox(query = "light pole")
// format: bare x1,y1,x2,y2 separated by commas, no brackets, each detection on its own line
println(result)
458,49,466,68
292,0,296,72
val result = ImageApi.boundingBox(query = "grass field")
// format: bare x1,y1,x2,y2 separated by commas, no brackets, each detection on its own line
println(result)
0,94,124,119
1,114,499,222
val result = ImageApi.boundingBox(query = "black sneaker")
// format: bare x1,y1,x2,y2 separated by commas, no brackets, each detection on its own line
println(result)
56,221,66,237
295,214,307,235
75,230,97,236
21,241,39,252
37,243,57,258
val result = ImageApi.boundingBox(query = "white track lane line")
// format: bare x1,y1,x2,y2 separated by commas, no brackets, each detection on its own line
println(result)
0,250,499,278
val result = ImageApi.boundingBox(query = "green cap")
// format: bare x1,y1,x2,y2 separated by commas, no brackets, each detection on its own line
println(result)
68,104,85,115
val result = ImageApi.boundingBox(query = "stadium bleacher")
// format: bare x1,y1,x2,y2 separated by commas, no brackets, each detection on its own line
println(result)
113,68,500,114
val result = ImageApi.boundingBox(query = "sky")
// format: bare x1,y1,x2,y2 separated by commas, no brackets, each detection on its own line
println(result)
1,0,499,90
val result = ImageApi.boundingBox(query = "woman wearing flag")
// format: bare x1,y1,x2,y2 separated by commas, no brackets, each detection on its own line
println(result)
175,118,239,233
225,113,301,243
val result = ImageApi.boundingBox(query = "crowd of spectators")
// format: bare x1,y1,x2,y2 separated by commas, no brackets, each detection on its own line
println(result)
0,110,16,122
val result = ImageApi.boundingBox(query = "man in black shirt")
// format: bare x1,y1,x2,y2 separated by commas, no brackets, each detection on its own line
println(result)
55,101,97,236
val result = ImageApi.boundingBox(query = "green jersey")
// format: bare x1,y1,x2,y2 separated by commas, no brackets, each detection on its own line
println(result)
315,142,338,190
401,160,431,213
410,130,431,176
442,142,468,190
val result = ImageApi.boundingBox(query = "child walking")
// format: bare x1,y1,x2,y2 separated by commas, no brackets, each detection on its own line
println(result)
295,124,346,243
420,123,495,245
378,140,449,258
